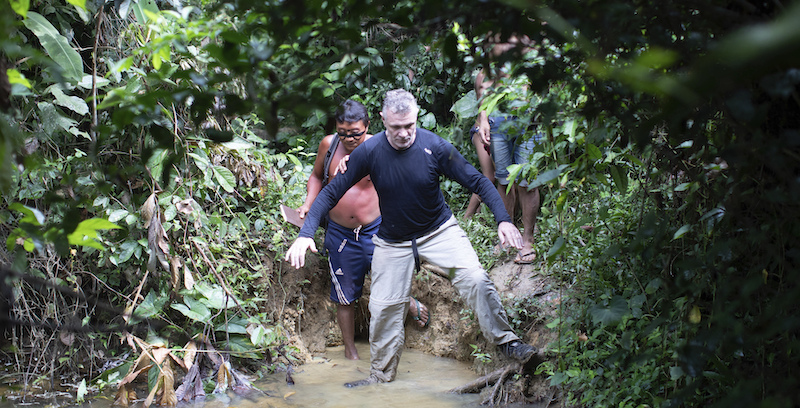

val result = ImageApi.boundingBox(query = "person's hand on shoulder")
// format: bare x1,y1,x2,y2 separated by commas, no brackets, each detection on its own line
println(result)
334,155,350,175
285,237,318,268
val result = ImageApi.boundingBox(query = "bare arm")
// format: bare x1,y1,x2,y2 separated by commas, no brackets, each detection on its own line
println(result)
298,135,334,219
475,70,492,146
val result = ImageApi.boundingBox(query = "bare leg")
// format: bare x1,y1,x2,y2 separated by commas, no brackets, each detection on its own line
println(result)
337,304,359,360
514,185,540,263
465,134,496,219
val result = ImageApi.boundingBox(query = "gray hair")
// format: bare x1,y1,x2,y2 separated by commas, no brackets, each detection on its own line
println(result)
382,89,419,115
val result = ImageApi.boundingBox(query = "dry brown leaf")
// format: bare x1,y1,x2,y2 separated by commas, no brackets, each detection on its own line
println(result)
176,198,196,215
183,341,197,370
159,359,177,407
283,391,296,400
213,361,232,394
143,371,160,408
175,363,205,402
112,385,130,407
140,193,158,229
184,264,195,290
169,256,181,291
150,346,172,366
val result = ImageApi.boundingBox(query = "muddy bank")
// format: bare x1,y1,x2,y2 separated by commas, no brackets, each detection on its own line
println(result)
277,251,561,404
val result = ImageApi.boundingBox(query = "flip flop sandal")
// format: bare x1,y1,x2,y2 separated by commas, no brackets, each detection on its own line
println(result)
411,298,430,328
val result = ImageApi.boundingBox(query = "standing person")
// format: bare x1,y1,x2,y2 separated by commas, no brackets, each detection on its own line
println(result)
474,34,541,264
296,99,429,361
286,89,537,387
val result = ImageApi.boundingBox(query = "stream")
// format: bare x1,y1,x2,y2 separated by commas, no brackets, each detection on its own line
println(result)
1,342,498,408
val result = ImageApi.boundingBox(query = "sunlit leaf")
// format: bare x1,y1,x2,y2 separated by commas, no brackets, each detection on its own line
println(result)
6,69,31,88
66,0,86,10
9,0,29,17
67,218,121,250
9,202,45,225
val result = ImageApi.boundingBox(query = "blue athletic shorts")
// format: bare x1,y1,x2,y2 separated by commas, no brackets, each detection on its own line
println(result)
323,216,381,305
489,115,542,187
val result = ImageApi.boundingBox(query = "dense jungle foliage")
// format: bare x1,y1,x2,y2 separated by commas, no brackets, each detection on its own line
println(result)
1,0,799,406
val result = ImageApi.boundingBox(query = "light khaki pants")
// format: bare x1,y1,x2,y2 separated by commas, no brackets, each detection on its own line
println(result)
368,216,518,382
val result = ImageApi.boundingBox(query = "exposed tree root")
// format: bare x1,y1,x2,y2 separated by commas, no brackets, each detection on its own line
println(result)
449,354,553,406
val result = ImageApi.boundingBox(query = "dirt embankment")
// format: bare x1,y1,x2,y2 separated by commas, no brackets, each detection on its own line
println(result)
275,252,562,404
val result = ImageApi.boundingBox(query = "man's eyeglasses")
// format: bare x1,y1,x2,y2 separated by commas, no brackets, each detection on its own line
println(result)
337,130,366,139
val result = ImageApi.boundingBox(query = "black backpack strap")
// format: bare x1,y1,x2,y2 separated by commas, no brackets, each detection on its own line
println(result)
321,135,340,187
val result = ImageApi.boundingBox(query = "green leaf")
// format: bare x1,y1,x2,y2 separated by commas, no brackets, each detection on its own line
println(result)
67,218,121,250
66,0,86,10
9,202,45,225
132,0,160,23
51,87,89,116
450,90,479,119
6,69,31,88
529,164,569,189
171,296,212,322
9,0,29,17
135,290,167,319
196,282,238,309
108,209,129,223
546,236,566,261
589,296,630,326
672,224,692,240
213,165,236,193
76,379,87,403
76,75,110,89
608,164,628,194
23,12,85,82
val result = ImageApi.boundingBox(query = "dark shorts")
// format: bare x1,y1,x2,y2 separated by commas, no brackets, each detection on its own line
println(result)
323,216,381,305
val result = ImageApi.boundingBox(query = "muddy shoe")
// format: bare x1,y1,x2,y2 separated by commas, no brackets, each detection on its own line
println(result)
499,340,537,363
344,374,381,388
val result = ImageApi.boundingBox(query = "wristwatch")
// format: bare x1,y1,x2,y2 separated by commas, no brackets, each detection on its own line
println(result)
469,126,480,136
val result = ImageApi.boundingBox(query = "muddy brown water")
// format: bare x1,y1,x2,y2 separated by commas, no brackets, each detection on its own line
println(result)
0,342,504,408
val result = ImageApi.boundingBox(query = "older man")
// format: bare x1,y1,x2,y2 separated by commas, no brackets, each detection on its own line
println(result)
286,89,536,387
296,99,428,361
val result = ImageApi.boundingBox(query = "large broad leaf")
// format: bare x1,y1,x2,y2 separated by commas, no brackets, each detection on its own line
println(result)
51,87,89,116
529,164,569,189
171,296,212,322
196,282,238,310
608,164,629,194
589,296,630,326
67,218,121,250
450,90,480,119
135,290,168,319
23,12,84,82
212,165,236,193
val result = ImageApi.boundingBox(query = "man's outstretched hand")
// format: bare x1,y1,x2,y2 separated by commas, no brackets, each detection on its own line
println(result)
285,237,318,268
497,221,523,250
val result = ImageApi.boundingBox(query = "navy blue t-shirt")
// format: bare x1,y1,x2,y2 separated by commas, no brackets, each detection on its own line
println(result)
299,128,512,242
